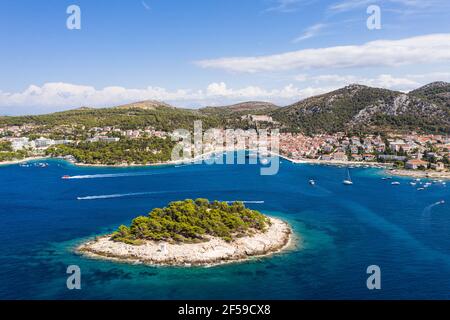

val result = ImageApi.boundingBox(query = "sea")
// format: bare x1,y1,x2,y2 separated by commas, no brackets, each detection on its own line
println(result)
0,154,449,299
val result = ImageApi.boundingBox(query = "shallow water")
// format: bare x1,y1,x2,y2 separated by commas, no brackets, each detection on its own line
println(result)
0,157,449,299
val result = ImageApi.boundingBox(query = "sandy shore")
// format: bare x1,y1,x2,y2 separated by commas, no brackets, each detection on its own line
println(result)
77,217,293,267
0,156,49,167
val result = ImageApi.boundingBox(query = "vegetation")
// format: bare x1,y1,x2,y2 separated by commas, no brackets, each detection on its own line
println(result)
0,106,223,132
0,141,28,161
46,137,175,165
271,84,450,134
1,82,449,137
112,199,271,244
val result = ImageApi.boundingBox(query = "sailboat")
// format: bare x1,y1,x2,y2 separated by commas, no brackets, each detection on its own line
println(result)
343,168,353,185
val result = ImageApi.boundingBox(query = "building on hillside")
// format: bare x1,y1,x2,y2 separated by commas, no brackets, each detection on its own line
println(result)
405,159,429,170
430,162,445,171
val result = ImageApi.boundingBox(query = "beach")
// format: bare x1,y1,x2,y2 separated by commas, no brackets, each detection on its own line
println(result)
77,217,293,267
0,156,49,167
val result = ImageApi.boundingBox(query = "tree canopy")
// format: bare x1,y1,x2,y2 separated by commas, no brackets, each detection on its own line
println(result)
112,199,271,244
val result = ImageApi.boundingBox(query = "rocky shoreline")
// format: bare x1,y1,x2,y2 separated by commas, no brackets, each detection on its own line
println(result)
77,217,293,267
388,169,450,180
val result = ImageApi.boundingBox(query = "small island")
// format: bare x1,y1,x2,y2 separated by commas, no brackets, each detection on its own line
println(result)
77,199,292,266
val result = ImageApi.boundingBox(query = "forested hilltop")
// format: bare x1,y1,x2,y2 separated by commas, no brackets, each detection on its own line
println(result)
112,199,271,244
271,82,450,134
1,82,450,134
46,137,175,165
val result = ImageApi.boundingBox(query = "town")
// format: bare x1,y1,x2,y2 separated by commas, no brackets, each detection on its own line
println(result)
1,122,449,174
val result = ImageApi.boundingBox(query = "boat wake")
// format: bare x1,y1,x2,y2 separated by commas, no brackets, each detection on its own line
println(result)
76,190,182,200
66,172,156,180
422,201,446,218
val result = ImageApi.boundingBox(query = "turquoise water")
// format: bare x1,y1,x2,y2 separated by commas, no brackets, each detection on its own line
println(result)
0,156,449,299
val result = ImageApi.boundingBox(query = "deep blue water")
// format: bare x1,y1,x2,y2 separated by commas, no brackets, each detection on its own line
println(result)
0,156,449,300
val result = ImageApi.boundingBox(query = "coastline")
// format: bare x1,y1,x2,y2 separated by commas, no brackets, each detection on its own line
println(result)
77,217,293,267
388,169,450,180
2,150,449,180
0,156,50,167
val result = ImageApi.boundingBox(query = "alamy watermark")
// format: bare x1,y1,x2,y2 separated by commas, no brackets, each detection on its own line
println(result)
366,265,381,290
367,5,381,30
171,121,280,176
66,5,81,30
66,265,81,290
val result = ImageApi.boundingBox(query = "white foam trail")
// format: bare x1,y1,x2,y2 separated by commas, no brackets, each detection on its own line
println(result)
77,191,164,200
77,189,243,201
422,201,445,217
67,172,154,179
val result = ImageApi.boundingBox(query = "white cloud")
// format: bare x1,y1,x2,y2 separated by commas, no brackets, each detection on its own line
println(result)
329,0,440,12
196,33,450,73
2,71,448,114
264,0,312,13
0,82,332,114
294,72,450,91
292,24,326,43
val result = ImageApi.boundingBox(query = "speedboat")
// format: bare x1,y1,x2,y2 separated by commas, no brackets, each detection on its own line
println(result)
62,175,70,180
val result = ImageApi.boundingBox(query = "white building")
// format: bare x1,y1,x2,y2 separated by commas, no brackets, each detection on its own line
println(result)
35,137,55,149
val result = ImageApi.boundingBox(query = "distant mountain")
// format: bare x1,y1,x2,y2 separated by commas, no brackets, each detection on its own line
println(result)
200,101,279,115
271,83,450,134
115,100,174,110
1,83,450,134
409,81,450,109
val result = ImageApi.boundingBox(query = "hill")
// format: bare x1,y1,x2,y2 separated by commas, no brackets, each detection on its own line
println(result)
114,100,175,110
271,83,450,134
200,101,279,115
1,83,450,134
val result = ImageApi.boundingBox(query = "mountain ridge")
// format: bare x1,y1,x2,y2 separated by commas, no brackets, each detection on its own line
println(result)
1,82,449,134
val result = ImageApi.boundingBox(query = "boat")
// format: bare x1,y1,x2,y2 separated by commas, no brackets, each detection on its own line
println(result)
438,200,445,205
35,162,48,168
410,182,417,186
62,175,70,180
260,158,269,165
343,168,353,185
391,182,401,185
309,180,316,186
417,188,425,191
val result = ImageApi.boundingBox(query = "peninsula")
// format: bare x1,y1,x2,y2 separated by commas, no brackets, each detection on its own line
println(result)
77,199,293,266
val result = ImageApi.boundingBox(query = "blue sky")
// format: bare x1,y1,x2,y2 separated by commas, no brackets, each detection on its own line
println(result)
1,0,450,114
